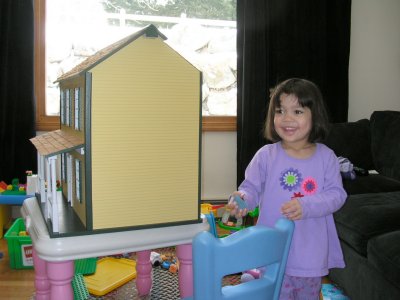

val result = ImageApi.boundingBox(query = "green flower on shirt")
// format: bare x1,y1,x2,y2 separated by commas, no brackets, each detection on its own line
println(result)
280,168,302,191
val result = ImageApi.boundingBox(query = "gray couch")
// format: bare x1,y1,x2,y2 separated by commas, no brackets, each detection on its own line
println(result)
323,111,400,300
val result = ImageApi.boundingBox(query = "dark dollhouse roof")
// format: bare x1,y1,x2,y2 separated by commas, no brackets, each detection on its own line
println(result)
56,24,167,82
30,130,84,157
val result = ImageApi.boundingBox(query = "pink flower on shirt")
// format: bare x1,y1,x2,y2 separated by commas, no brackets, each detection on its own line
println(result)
302,177,317,195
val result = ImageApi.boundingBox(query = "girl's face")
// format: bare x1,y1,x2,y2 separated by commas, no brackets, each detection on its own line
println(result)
274,93,312,147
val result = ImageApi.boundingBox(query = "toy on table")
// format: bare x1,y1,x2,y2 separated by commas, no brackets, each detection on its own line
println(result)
201,203,225,218
221,195,247,227
218,195,254,233
228,194,248,210
0,181,7,193
0,178,26,195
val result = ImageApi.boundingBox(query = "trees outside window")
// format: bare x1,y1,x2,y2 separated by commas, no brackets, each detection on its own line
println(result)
35,0,237,131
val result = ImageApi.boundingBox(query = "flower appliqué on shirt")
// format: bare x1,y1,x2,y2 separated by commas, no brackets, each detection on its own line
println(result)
292,192,304,198
302,177,317,195
280,168,302,191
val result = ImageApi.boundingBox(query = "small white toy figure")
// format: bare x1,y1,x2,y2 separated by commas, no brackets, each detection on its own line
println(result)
26,171,38,195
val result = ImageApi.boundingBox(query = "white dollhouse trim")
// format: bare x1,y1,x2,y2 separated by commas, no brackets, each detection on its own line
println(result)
30,130,84,233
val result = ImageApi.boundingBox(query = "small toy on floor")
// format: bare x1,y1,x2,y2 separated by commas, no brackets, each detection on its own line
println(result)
160,252,179,273
151,251,162,267
321,283,350,300
151,251,179,273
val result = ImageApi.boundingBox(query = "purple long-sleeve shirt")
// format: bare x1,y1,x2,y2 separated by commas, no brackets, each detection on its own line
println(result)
239,142,347,277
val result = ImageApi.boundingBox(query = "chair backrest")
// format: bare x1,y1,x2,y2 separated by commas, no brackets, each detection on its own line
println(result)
192,218,294,300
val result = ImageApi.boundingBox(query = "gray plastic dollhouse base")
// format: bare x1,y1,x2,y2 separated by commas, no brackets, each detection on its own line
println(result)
35,194,87,238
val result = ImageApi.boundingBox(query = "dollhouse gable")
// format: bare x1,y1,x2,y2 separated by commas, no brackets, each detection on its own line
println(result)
31,25,202,237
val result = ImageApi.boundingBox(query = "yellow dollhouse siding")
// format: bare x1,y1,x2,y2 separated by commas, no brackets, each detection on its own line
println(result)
89,36,201,229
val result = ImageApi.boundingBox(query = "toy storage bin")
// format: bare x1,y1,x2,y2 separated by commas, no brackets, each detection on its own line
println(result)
4,218,34,269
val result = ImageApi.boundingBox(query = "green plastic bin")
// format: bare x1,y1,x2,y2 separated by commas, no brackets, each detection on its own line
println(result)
4,218,34,269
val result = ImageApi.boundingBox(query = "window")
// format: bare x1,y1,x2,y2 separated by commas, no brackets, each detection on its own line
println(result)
61,153,66,181
34,0,237,131
75,159,81,202
74,88,81,130
60,90,65,125
65,89,71,127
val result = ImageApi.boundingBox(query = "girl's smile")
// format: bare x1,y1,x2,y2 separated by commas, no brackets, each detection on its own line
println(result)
274,93,313,150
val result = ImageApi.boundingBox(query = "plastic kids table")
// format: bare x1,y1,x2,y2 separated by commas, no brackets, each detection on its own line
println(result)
21,197,209,300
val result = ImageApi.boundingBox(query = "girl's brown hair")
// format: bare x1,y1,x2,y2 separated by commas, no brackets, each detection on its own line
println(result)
264,78,329,142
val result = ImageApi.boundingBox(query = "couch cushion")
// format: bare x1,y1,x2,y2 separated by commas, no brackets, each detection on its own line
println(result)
368,231,400,289
342,174,400,195
370,111,400,181
324,118,374,170
333,191,400,256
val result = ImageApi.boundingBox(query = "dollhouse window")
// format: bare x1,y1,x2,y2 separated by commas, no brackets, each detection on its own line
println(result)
74,88,80,130
75,159,81,203
66,89,71,127
60,89,65,125
61,153,67,182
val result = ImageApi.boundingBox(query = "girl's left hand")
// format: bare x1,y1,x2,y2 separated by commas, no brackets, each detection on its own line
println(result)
281,198,303,220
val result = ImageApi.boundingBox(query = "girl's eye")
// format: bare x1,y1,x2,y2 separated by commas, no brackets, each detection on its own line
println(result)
275,108,284,114
295,110,304,115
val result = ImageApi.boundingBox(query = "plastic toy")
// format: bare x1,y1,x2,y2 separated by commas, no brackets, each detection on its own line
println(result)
218,205,256,232
169,263,179,273
229,194,247,209
1,178,26,195
158,252,179,273
0,181,7,191
161,260,171,269
72,273,90,300
321,283,350,299
84,257,136,296
150,251,162,266
74,257,98,275
201,203,225,218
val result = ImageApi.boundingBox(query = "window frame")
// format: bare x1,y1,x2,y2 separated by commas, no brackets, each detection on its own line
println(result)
34,0,236,132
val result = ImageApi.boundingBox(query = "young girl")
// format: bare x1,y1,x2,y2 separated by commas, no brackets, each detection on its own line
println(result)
229,78,347,300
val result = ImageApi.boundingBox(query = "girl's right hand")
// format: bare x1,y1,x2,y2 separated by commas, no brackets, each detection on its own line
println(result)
227,192,248,218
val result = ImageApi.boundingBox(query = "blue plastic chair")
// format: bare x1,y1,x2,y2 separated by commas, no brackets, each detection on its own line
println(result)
189,218,294,300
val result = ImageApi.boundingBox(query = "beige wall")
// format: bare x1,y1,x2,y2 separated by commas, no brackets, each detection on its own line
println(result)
348,0,400,121
201,131,236,201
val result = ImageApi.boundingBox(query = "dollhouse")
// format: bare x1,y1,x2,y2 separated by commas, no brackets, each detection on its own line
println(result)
30,25,202,237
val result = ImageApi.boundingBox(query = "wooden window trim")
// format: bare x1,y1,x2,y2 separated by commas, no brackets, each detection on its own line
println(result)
35,0,59,131
34,0,236,132
202,116,236,131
